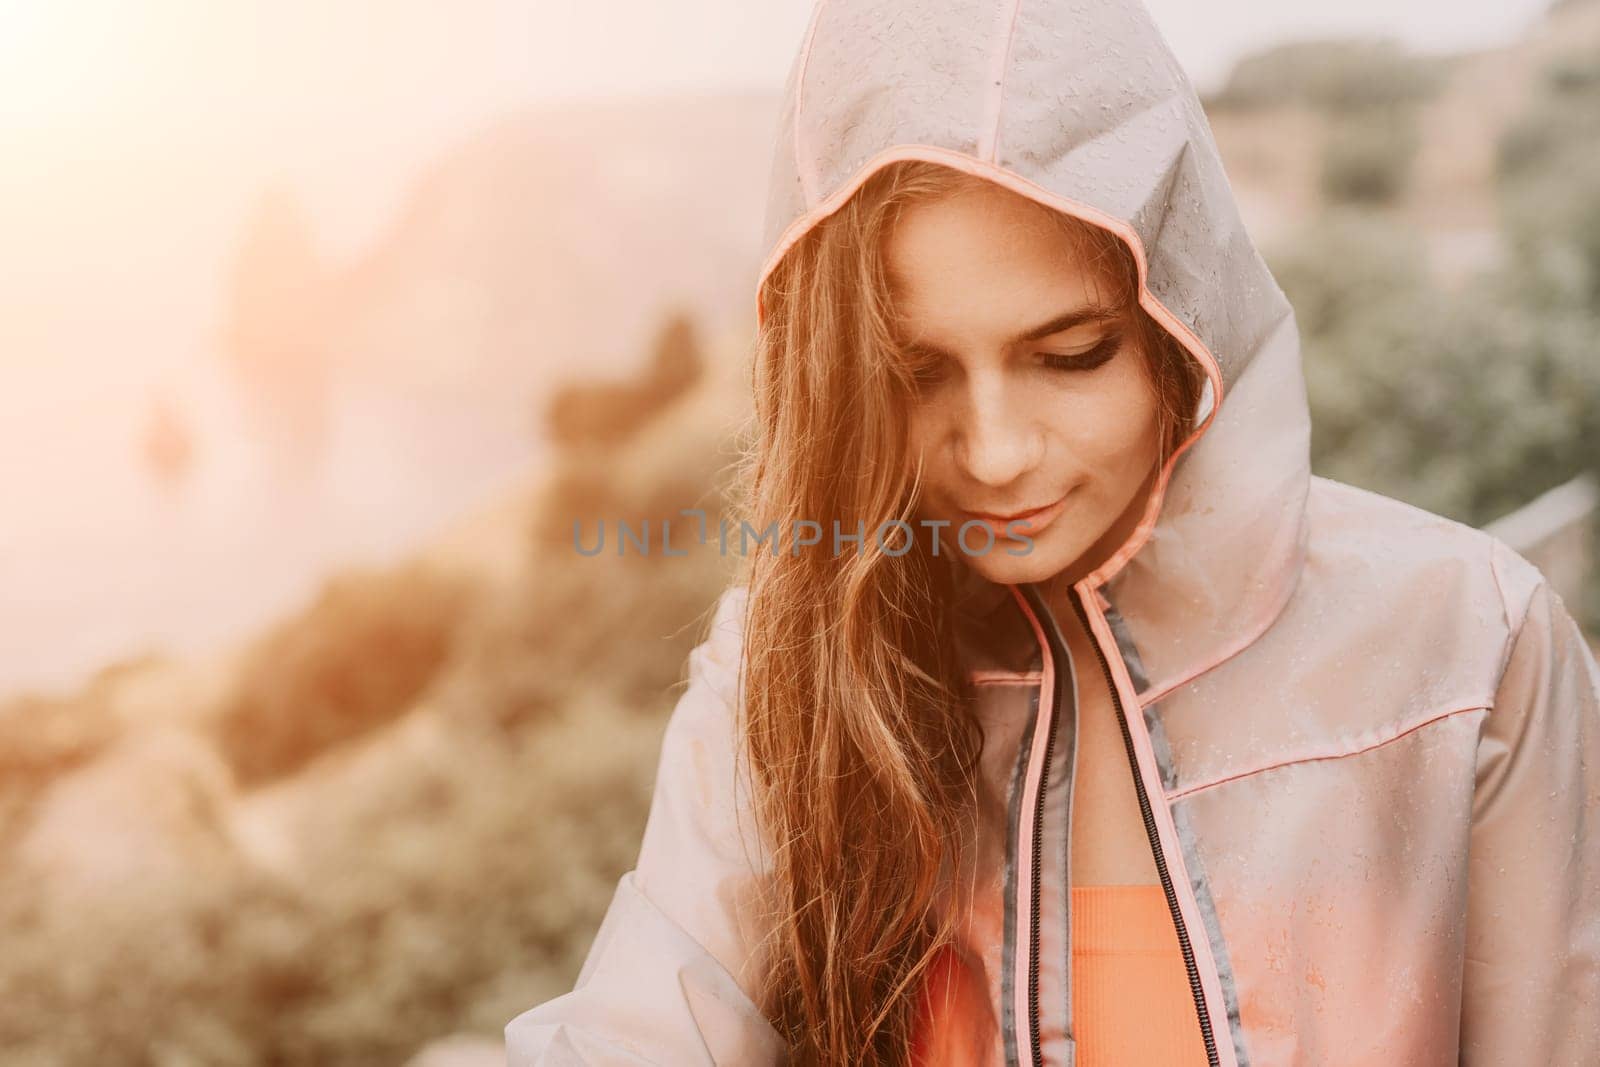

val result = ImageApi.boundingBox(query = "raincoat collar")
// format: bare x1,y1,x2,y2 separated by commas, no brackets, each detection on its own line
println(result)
754,0,1312,700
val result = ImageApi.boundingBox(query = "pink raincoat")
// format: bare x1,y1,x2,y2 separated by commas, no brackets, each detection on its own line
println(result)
506,0,1600,1062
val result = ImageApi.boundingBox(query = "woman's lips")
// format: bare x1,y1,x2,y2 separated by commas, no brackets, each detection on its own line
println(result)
958,492,1071,540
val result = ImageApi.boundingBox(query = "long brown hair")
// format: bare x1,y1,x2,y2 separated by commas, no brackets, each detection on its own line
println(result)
736,159,1204,1064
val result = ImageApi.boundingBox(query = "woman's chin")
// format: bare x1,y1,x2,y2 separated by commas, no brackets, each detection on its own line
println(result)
957,542,1079,588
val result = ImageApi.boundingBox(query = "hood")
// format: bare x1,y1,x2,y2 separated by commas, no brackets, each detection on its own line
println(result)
754,0,1313,700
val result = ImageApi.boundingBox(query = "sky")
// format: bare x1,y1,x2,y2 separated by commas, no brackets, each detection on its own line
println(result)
515,0,1554,98
0,0,1557,254
0,0,1556,255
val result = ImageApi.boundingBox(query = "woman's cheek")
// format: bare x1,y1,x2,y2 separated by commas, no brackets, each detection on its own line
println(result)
1075,375,1160,474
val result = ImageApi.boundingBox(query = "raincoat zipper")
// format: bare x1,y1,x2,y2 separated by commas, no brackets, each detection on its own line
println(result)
1020,583,1221,1067
1024,619,1060,1067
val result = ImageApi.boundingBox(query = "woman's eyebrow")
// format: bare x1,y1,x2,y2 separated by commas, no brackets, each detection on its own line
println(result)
895,302,1122,357
1011,302,1121,343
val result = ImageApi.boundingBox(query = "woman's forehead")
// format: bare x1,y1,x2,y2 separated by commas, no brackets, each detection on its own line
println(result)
886,188,1109,300
886,221,1120,343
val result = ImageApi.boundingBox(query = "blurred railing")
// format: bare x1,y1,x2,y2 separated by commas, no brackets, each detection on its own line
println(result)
1483,472,1598,616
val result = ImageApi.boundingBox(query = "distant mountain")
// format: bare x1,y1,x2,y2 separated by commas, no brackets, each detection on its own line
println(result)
319,88,779,457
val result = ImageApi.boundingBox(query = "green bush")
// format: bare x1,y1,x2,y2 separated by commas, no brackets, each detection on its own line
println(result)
1496,91,1600,183
1212,37,1447,113
1271,211,1600,527
1497,47,1600,307
1265,210,1427,338
1490,38,1600,630
1320,107,1420,205
214,562,479,786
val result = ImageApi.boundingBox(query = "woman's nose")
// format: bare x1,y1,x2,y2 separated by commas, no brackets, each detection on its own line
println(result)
953,372,1042,487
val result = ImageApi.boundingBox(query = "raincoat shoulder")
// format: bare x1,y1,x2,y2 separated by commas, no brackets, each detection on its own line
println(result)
1463,521,1600,1061
504,585,787,1066
1303,475,1600,1062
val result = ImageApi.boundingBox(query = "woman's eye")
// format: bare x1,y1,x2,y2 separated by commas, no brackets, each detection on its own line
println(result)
905,356,949,390
1039,334,1121,373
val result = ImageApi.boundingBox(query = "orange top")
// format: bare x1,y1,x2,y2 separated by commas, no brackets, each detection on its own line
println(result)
909,885,1211,1065
1071,884,1212,1066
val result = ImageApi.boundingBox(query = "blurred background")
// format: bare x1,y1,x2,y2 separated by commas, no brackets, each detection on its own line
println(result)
1,0,1597,1063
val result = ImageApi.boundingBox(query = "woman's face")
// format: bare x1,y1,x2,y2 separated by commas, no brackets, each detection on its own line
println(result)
884,180,1164,589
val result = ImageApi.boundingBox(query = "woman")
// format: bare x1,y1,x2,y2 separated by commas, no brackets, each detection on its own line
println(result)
507,0,1600,1064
